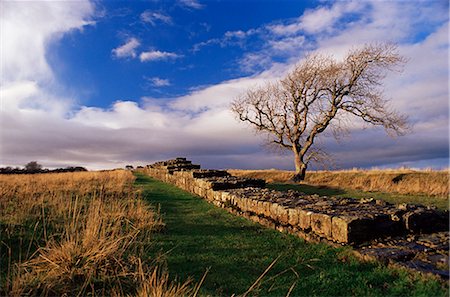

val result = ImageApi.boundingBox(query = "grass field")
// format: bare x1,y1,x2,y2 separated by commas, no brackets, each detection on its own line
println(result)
0,171,190,296
229,169,449,210
136,173,448,297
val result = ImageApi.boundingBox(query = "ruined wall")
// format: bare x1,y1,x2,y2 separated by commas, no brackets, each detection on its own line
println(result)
143,158,448,246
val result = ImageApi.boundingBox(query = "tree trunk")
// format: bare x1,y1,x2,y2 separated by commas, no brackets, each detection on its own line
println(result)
292,149,307,182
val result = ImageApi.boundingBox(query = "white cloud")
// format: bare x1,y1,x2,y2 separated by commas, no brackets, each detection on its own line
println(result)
140,11,172,25
238,53,274,74
224,29,258,39
268,2,364,36
179,0,203,9
139,50,181,62
298,2,361,34
268,35,306,53
193,28,258,51
146,77,171,87
169,76,272,113
0,1,94,83
111,37,140,59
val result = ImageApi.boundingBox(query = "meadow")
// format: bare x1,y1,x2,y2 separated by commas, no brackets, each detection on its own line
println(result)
0,171,191,296
228,169,449,210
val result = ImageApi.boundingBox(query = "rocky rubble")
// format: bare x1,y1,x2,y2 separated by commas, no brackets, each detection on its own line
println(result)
359,232,449,278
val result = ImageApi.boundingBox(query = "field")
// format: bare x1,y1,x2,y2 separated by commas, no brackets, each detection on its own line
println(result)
229,169,449,210
1,170,448,296
0,171,191,296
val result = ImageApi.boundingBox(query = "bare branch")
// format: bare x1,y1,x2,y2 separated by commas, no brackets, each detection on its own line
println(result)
230,43,408,180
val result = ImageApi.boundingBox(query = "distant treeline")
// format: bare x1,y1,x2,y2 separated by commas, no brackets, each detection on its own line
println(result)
0,161,87,174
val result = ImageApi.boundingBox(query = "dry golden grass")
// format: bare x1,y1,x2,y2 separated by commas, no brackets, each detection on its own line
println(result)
0,171,191,296
135,265,195,297
229,168,449,197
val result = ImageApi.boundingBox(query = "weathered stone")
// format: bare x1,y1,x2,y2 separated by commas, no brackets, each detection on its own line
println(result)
205,176,266,190
249,199,258,213
205,189,215,201
213,191,222,202
359,247,416,263
332,216,375,244
403,209,449,233
192,170,230,178
298,210,312,231
288,208,299,226
311,213,332,239
332,216,354,243
255,200,266,216
277,205,290,225
221,191,230,202
262,201,272,217
269,203,280,220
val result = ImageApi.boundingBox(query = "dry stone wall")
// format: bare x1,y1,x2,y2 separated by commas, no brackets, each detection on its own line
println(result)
143,158,449,277
143,158,448,246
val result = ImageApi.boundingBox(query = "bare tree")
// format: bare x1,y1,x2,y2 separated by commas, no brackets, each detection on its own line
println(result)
231,43,408,181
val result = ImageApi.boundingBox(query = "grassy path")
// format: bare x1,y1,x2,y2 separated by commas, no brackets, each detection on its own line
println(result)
134,173,447,296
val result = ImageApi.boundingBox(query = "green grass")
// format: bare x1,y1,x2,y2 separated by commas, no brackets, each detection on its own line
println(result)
268,183,449,210
134,173,448,297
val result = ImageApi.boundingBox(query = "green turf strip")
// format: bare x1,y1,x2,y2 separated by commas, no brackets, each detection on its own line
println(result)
134,172,447,297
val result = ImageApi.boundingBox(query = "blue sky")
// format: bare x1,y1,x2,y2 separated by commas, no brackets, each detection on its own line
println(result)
1,0,449,170
50,0,321,107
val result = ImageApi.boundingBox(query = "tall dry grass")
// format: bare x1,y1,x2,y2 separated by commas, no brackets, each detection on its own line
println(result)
0,171,191,296
229,168,449,197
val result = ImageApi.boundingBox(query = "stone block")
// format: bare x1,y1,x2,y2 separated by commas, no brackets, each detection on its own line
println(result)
249,199,258,213
197,187,205,197
259,201,268,217
277,205,289,225
240,198,249,212
298,210,312,230
311,213,332,239
373,213,404,236
188,183,195,194
255,201,266,216
332,216,369,244
192,170,230,178
229,194,238,207
205,189,215,201
213,191,222,202
403,209,449,233
331,215,399,244
221,191,230,202
198,179,209,189
269,203,280,220
236,196,246,211
288,208,299,226
193,179,202,189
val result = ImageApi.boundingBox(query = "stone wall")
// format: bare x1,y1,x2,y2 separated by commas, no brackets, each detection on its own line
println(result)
142,158,448,246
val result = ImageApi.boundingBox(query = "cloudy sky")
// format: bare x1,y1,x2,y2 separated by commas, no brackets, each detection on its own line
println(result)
1,0,448,170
